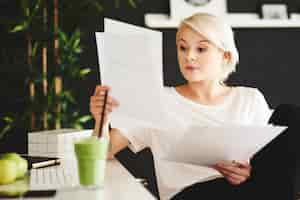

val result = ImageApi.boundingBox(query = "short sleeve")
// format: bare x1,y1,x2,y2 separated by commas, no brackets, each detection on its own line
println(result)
117,126,151,153
110,115,153,153
250,89,273,124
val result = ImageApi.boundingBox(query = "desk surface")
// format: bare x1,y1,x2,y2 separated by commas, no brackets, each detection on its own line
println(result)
56,160,156,200
0,160,156,200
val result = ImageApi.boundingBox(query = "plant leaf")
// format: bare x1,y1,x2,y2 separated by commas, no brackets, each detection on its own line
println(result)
32,42,39,57
21,0,29,17
3,116,14,123
128,0,137,8
74,124,83,130
73,38,80,49
77,115,92,123
63,91,76,104
58,29,67,43
10,22,27,33
32,0,42,15
0,115,15,140
0,125,12,140
79,68,91,77
93,2,104,12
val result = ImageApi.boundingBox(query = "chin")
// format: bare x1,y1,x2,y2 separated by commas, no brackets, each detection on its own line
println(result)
183,74,205,83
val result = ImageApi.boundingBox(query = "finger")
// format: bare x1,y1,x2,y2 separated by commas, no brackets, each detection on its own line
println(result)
105,105,113,113
219,165,249,177
216,164,250,177
220,168,245,181
91,101,118,111
217,160,250,170
226,176,244,186
235,161,251,169
90,104,114,115
108,96,119,106
97,96,119,106
211,164,218,170
91,96,119,107
94,85,110,96
219,160,238,166
216,160,233,167
90,96,114,105
90,110,111,120
217,168,246,186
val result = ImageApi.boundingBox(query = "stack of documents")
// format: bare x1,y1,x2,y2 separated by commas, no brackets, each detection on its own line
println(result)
165,125,287,166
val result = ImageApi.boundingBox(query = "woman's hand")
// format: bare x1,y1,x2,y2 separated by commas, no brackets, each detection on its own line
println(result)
213,160,251,186
90,85,119,124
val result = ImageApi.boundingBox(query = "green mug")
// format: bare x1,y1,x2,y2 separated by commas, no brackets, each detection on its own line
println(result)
74,136,109,187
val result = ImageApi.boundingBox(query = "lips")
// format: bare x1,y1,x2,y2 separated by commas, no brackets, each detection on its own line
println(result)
185,65,200,70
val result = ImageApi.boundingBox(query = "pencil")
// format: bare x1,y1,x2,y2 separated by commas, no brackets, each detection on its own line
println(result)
98,90,108,138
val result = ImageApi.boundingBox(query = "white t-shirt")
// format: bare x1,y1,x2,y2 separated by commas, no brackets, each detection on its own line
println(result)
119,86,272,200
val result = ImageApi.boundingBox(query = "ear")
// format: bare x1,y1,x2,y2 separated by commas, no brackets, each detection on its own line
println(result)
223,51,231,63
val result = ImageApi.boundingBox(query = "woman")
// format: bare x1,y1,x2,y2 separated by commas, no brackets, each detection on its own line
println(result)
90,13,298,200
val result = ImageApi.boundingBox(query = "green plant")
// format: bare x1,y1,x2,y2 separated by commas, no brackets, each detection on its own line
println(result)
0,0,139,138
0,116,14,140
48,29,92,129
8,0,43,131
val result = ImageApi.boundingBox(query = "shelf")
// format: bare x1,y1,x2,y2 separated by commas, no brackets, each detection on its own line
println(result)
145,13,300,28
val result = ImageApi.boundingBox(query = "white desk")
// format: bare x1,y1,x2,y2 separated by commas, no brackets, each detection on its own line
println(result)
54,160,156,200
0,160,156,200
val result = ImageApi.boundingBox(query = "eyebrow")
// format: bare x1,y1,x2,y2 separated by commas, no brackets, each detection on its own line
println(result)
178,38,210,44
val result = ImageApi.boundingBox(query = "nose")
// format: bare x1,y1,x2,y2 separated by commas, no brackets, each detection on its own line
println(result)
186,50,197,62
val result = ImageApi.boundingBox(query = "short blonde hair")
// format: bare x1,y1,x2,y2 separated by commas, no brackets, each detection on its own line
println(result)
176,13,239,82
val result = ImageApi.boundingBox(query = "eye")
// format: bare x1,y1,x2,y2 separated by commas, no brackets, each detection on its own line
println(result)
197,47,207,53
179,45,187,52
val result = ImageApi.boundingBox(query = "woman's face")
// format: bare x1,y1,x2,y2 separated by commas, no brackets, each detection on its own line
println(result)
177,25,226,84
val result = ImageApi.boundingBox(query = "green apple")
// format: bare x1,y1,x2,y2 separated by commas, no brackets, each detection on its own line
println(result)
1,153,28,179
0,159,17,185
0,175,29,197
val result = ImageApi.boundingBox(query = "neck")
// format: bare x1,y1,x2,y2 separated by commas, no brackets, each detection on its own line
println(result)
186,80,223,100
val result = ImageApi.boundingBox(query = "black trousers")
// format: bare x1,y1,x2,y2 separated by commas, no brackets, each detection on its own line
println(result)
171,104,300,200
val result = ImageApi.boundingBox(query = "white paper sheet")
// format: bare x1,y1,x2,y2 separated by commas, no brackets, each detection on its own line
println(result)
95,19,168,130
95,32,105,76
166,125,287,166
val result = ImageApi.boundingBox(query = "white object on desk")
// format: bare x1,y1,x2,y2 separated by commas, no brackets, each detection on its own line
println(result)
28,129,93,160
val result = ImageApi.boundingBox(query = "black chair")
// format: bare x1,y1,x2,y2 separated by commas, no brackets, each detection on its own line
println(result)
268,104,300,198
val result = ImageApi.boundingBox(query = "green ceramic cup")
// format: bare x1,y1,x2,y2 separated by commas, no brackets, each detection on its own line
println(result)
74,136,109,187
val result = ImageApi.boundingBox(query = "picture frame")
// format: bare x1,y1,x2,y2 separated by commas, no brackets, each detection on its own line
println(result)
261,4,289,20
170,0,227,21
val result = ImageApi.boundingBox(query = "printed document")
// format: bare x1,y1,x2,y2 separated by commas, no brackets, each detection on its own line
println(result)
95,19,168,130
166,125,287,166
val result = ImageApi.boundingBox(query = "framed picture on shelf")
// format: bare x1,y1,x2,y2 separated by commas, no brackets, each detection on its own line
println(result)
261,4,288,20
170,0,227,21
